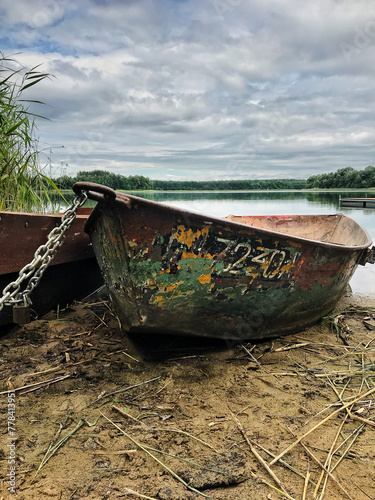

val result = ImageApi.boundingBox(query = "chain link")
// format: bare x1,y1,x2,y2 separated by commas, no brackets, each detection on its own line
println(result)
0,190,88,312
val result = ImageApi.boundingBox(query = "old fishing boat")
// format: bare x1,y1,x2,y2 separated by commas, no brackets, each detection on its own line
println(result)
73,182,375,341
0,207,103,327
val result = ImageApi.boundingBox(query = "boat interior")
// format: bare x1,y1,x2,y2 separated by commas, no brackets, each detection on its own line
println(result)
224,213,371,247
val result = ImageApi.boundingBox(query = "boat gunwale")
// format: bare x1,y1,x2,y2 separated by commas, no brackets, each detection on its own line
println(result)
84,190,373,252
0,208,92,219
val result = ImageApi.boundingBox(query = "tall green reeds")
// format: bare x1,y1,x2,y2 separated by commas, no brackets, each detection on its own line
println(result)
0,52,60,212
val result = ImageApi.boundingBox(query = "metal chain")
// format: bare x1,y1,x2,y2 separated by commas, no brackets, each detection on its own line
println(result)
0,190,88,312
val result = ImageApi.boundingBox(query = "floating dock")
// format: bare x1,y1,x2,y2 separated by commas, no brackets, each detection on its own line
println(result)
339,197,375,209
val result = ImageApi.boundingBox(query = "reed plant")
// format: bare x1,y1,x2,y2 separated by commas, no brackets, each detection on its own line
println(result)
0,52,60,212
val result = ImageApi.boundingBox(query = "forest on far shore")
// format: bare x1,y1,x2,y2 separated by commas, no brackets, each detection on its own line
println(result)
54,166,375,191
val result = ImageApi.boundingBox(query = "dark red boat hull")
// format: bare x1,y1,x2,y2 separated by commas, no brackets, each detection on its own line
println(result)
0,208,103,327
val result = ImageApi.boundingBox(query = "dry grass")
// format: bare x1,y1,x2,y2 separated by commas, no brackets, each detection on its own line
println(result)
1,298,374,499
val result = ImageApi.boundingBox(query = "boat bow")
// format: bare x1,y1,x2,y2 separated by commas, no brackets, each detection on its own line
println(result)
72,182,374,340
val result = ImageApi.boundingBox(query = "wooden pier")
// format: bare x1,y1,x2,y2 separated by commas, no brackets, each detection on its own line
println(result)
339,196,375,209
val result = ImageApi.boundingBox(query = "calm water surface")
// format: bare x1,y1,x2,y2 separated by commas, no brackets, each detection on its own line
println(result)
132,190,375,297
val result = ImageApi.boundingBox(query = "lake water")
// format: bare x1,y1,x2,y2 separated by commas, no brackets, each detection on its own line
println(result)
131,190,375,297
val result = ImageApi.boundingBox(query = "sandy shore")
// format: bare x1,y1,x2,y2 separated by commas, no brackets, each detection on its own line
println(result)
1,292,374,499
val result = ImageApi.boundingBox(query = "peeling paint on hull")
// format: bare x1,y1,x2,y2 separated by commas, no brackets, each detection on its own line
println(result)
76,183,373,340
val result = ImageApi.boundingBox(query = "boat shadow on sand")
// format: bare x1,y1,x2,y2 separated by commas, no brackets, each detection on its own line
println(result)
125,329,272,362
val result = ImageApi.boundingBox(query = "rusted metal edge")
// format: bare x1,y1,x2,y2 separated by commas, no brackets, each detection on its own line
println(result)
73,181,116,201
358,246,375,265
113,194,373,252
72,182,373,252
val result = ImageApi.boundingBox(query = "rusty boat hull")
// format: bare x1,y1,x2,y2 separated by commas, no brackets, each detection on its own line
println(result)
0,207,103,327
74,182,374,341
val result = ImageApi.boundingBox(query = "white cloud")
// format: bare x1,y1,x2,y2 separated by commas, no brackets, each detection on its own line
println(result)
1,0,375,179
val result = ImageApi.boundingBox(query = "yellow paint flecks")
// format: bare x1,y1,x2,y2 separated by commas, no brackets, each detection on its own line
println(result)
181,251,198,260
197,273,211,285
164,283,180,293
173,225,210,247
290,240,302,248
150,280,184,305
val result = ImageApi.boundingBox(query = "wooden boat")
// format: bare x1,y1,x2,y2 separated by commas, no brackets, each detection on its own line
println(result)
73,182,375,341
0,207,103,327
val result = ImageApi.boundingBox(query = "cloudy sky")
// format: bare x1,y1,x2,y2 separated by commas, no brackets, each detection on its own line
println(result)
1,0,375,181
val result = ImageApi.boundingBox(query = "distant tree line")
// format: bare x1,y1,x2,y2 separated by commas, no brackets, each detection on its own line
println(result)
152,179,305,190
52,166,375,192
306,166,375,189
55,170,153,190
53,169,306,191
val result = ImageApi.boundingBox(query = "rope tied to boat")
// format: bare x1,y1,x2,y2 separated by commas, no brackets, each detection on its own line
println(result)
0,190,88,320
